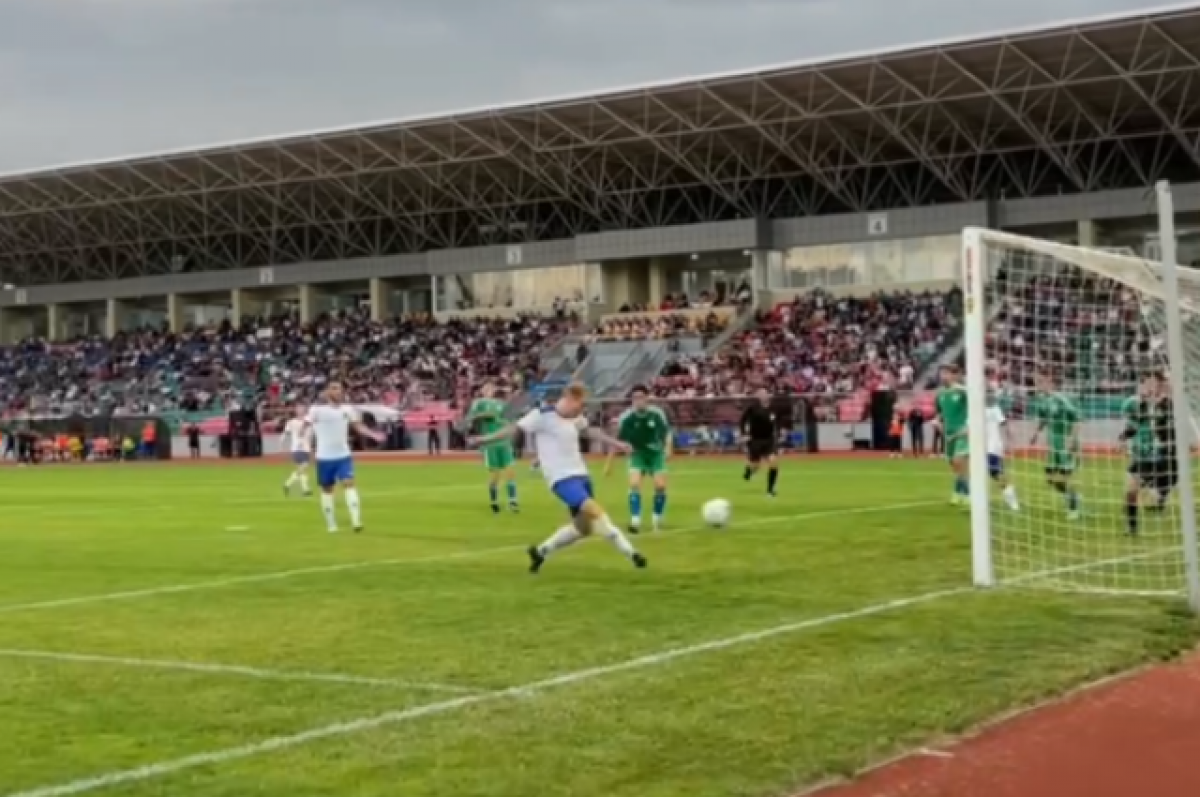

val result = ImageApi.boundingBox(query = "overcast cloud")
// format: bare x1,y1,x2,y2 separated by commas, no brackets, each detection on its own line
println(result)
0,0,1180,174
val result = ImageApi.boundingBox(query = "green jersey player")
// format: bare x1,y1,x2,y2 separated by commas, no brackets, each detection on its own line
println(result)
1120,372,1177,535
467,381,519,513
935,364,970,505
605,385,672,533
1029,371,1082,519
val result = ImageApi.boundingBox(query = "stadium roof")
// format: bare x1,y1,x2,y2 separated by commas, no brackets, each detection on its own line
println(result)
4,3,1200,285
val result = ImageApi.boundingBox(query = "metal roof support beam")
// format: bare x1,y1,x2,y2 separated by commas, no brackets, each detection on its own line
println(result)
695,84,864,211
813,70,968,200
939,51,1089,192
1075,31,1200,173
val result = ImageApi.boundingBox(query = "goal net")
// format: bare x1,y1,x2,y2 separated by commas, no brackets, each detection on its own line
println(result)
961,226,1199,601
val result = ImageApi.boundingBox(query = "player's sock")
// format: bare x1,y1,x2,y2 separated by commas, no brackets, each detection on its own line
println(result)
320,493,338,532
652,489,666,528
506,481,518,507
767,468,778,496
628,490,642,527
344,487,362,529
488,483,499,512
597,515,638,559
1125,496,1139,535
285,472,297,488
537,524,581,557
1066,490,1080,513
299,474,309,494
954,477,969,497
1002,484,1019,510
743,466,753,480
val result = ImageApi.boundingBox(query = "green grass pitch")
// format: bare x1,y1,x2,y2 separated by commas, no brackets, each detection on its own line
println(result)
0,457,1195,797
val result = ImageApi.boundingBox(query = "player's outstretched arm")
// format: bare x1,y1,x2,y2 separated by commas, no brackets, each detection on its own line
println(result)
586,426,631,453
471,423,518,447
350,421,385,443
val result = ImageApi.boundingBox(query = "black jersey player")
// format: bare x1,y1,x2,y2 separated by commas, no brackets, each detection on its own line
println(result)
740,388,780,497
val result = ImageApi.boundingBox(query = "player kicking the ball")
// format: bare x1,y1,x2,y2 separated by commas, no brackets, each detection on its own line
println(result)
469,382,647,573
1029,371,1082,520
936,364,970,506
984,395,1020,511
466,381,519,514
304,382,384,534
281,406,314,497
604,385,671,533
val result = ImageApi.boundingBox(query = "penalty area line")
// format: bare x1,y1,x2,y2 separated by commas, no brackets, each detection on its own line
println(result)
1,586,970,797
0,500,941,616
0,648,481,695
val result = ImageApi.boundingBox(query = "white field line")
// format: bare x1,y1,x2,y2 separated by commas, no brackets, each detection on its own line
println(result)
0,501,942,615
0,649,480,694
1,586,970,797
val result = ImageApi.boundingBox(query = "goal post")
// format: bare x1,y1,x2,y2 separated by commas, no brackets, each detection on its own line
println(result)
960,194,1200,611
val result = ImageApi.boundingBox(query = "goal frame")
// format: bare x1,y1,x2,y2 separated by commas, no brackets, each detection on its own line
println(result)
961,181,1200,612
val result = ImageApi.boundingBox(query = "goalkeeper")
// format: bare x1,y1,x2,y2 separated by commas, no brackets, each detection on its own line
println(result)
1029,371,1082,520
1121,372,1177,534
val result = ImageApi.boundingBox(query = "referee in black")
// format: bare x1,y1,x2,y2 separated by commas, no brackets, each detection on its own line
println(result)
740,388,780,497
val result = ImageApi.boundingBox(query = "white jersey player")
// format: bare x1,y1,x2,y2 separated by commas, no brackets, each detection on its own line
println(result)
985,403,1019,511
282,409,314,496
469,382,646,573
304,382,384,533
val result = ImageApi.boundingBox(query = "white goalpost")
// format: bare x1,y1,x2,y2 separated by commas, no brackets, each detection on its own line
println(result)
961,181,1200,612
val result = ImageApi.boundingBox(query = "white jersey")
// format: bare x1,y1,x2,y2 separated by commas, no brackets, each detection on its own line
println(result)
306,404,359,461
517,407,589,485
283,419,311,453
985,405,1006,456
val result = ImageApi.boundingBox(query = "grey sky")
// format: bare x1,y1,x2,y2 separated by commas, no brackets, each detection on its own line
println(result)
0,0,1180,174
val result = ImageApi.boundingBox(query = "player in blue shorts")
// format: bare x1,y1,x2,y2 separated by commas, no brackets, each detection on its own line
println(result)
304,382,384,534
281,407,313,496
469,382,646,573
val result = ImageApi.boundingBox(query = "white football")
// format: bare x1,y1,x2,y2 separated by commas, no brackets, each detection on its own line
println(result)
702,498,732,528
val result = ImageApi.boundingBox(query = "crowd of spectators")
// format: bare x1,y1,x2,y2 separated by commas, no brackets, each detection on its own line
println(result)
651,289,961,400
986,267,1162,393
593,288,746,342
1,309,573,418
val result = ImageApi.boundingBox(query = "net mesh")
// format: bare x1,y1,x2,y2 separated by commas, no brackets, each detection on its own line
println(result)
971,231,1200,596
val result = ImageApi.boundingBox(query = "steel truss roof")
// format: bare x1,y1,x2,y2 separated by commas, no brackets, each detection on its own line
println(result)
5,6,1200,285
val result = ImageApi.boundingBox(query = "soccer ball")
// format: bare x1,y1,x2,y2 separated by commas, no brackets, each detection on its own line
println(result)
702,498,731,528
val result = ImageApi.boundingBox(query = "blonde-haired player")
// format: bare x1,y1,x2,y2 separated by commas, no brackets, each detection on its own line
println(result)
469,382,647,573
282,406,314,497
985,397,1020,511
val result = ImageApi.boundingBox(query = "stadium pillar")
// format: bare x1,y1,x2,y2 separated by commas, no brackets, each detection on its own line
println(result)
231,288,246,322
167,293,185,333
648,258,667,306
46,303,63,342
369,278,393,322
298,284,317,323
1077,219,1097,248
105,298,124,338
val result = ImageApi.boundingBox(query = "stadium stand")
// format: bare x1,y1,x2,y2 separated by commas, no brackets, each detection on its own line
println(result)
0,310,574,419
652,289,962,419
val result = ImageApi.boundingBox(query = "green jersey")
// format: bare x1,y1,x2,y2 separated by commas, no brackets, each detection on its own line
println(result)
935,384,969,437
1121,395,1172,462
617,407,671,453
1033,392,1080,452
468,398,508,444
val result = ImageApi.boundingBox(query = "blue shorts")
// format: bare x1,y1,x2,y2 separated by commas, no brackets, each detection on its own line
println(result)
551,475,594,516
315,457,354,489
988,454,1004,478
291,451,310,465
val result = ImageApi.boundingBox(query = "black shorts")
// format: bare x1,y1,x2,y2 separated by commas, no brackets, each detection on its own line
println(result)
1129,459,1177,489
746,439,777,463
